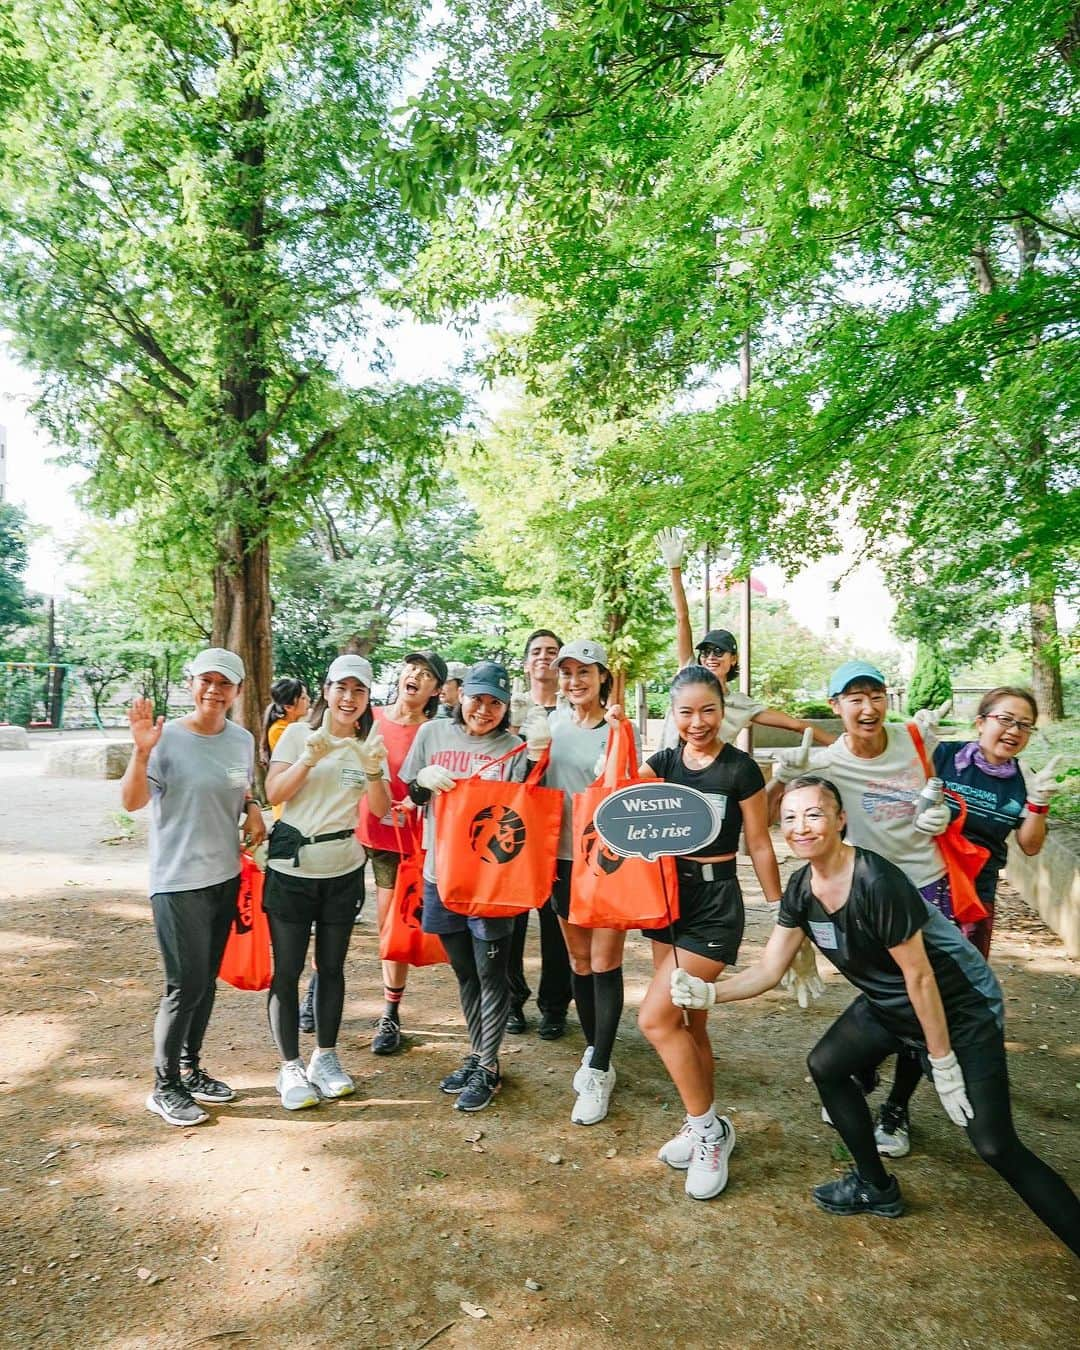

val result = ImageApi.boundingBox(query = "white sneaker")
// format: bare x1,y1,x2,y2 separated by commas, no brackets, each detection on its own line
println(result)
657,1118,696,1170
571,1065,615,1126
572,1046,594,1095
874,1105,911,1158
277,1060,319,1111
307,1049,355,1100
685,1118,736,1201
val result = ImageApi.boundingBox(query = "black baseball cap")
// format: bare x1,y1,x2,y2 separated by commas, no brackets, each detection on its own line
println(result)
696,629,738,654
404,650,448,686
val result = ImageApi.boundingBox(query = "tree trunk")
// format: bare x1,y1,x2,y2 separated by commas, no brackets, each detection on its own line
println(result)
1029,581,1065,720
213,527,272,739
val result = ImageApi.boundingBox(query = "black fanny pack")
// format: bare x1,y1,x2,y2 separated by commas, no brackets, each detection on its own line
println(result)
268,820,355,868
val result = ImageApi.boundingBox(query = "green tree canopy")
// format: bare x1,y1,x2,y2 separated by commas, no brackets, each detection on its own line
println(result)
0,500,39,651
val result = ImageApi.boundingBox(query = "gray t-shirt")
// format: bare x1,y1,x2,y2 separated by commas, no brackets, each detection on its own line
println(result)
547,712,640,858
146,719,254,895
400,719,526,883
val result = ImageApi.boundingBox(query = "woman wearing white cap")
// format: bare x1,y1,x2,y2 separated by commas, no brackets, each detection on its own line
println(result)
400,661,551,1112
545,639,636,1125
264,655,390,1110
121,648,266,1128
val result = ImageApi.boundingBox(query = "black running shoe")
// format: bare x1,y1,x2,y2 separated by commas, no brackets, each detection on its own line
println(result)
146,1080,209,1127
812,1169,903,1219
537,1012,567,1041
440,1054,480,1095
371,1014,402,1056
506,1005,527,1035
181,1067,235,1103
455,1063,502,1112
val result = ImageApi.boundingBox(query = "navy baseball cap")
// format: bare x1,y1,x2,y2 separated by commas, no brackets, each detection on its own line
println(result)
696,629,738,655
463,661,512,704
828,660,887,698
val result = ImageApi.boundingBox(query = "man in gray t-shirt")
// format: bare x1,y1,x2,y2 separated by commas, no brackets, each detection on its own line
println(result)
121,648,264,1129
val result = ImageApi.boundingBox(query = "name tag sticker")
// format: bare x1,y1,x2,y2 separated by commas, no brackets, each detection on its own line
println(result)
226,765,248,786
340,767,365,789
810,920,839,950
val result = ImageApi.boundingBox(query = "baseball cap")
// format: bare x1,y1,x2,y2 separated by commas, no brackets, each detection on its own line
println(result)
404,650,449,686
444,661,469,682
828,660,887,698
326,655,374,688
189,648,245,685
554,639,608,668
696,629,738,655
462,660,512,704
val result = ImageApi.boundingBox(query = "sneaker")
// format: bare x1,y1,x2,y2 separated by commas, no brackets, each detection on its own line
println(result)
506,1005,527,1035
181,1067,235,1104
813,1169,903,1218
538,1012,567,1041
571,1065,616,1126
371,1014,402,1056
685,1119,736,1201
276,1060,320,1111
455,1063,501,1112
572,1046,595,1095
307,1049,355,1100
298,976,316,1034
145,1080,209,1128
874,1103,911,1158
440,1054,480,1095
657,1118,696,1170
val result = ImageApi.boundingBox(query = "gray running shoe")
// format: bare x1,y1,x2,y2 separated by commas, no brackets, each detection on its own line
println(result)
440,1054,480,1095
307,1049,355,1099
146,1081,209,1127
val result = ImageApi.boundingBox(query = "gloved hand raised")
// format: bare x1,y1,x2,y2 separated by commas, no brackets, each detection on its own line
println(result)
913,700,950,744
352,725,387,776
300,710,337,767
509,690,533,729
779,936,826,1009
928,1050,974,1127
774,727,814,784
1028,755,1064,807
416,764,456,795
670,967,716,1010
655,527,688,569
914,801,951,835
522,706,552,761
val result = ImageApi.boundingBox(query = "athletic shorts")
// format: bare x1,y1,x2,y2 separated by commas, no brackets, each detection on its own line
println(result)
263,865,364,927
642,860,744,965
549,858,573,921
420,878,515,942
365,847,400,891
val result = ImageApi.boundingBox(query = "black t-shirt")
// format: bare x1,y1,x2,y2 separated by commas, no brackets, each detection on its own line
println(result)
778,848,1003,1047
645,743,764,855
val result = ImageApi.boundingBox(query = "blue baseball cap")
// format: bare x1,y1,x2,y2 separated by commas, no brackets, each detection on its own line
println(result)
828,660,887,698
463,661,512,704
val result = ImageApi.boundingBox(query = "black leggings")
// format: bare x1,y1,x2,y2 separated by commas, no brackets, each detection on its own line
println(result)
267,916,354,1061
440,929,511,1070
808,997,1080,1256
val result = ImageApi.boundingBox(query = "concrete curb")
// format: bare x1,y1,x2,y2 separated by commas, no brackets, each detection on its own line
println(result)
1007,822,1080,958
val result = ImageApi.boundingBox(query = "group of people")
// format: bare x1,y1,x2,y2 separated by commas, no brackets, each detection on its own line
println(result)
119,527,1078,1258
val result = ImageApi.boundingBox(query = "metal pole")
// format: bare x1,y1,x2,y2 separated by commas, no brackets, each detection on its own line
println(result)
703,543,711,633
737,327,753,754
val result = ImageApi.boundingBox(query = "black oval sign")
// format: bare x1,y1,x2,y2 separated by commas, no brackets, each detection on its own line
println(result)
594,783,725,862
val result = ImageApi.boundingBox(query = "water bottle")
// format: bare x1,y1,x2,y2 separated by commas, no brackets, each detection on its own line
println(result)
916,777,945,812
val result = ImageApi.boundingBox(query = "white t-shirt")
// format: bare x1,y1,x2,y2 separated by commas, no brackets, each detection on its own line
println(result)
268,721,383,879
799,726,945,888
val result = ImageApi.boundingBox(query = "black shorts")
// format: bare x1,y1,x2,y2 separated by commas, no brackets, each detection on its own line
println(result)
263,865,365,927
365,847,400,891
642,860,744,965
549,859,573,921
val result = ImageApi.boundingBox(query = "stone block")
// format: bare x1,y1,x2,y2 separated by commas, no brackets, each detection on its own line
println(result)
45,739,135,780
0,726,31,750
1007,822,1080,958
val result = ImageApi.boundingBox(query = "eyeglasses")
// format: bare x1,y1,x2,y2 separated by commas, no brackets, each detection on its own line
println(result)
983,712,1035,734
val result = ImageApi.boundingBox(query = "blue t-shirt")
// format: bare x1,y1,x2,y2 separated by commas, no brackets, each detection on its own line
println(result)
933,740,1027,902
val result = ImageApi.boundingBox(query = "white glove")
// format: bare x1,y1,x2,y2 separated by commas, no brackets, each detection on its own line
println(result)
522,707,552,761
914,801,951,835
300,710,336,767
779,936,826,1009
913,700,950,742
1027,755,1064,807
774,727,814,783
509,690,532,728
655,527,688,569
352,727,387,776
670,967,716,1010
929,1050,974,1127
250,841,269,871
416,764,456,795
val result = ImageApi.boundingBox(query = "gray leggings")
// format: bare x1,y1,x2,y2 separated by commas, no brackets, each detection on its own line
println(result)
439,929,511,1070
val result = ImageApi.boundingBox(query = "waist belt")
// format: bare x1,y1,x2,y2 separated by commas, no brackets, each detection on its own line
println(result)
269,821,356,868
675,857,737,882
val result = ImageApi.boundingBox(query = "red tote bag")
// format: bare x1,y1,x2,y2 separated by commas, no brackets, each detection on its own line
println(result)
379,819,448,967
908,723,990,925
435,745,562,919
568,720,679,931
218,852,273,991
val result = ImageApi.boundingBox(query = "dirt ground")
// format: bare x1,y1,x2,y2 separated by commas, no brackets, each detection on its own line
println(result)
1,738,1078,1350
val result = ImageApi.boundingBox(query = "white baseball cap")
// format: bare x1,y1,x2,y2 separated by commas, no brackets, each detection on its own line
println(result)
188,648,245,685
444,661,469,682
554,639,608,668
326,655,374,688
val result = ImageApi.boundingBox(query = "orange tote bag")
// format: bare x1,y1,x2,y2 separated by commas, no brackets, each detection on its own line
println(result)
569,720,679,931
379,819,448,967
908,724,989,925
218,852,273,991
435,745,562,919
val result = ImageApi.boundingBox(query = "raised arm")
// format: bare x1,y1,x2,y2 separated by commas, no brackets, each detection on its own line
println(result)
752,707,836,747
655,528,694,668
